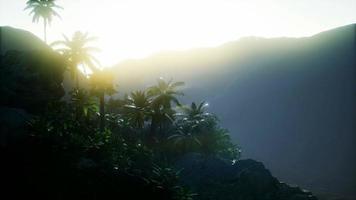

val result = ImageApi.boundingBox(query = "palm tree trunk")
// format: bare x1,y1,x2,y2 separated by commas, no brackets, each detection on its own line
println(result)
43,18,47,43
99,92,105,132
149,116,157,141
75,72,79,89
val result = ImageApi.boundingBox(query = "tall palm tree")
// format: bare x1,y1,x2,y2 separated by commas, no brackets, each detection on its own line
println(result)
147,78,184,136
89,69,115,132
125,90,152,129
178,101,210,121
51,31,100,88
24,0,63,43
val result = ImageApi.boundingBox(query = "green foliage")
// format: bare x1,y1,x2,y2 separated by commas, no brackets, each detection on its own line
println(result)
148,78,184,110
172,101,241,161
124,90,152,129
26,79,240,199
150,164,197,200
70,89,98,117
147,78,185,138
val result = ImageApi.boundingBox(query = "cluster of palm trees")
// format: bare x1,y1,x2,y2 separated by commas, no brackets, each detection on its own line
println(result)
106,79,236,157
25,0,100,86
119,78,185,137
117,85,239,159
25,0,114,131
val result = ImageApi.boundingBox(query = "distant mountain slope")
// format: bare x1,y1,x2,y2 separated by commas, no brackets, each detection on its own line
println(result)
112,24,356,197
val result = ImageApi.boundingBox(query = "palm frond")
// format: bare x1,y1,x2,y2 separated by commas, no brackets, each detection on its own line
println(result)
171,81,185,88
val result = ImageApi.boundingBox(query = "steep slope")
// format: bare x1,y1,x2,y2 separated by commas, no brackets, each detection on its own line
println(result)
112,24,356,197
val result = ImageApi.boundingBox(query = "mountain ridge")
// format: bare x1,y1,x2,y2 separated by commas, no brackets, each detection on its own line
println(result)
111,23,355,69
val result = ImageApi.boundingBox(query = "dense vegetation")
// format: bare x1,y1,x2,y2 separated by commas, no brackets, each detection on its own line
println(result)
17,75,240,199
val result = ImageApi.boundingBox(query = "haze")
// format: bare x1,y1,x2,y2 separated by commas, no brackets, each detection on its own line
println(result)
0,0,355,66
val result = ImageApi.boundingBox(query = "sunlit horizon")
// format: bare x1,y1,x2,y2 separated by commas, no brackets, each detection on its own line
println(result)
1,0,355,66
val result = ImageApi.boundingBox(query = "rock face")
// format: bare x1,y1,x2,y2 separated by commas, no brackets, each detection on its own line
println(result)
0,50,65,113
0,26,66,146
176,154,318,200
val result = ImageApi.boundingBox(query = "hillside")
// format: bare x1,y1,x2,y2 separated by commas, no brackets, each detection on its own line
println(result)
112,24,356,197
0,26,50,54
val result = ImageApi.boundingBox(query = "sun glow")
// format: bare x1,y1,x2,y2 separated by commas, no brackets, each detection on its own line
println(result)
58,0,260,66
1,0,356,66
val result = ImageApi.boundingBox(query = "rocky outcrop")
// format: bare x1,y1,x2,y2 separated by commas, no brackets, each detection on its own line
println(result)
0,26,65,113
176,153,318,200
0,26,66,147
0,50,65,113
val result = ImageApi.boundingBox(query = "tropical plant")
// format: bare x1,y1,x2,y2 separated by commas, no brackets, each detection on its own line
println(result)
150,164,196,200
124,90,152,129
147,78,184,136
171,101,211,150
51,31,100,88
174,102,241,160
69,89,98,118
24,0,63,43
177,101,211,123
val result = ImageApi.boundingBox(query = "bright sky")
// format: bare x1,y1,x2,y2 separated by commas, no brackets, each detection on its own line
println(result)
0,0,355,66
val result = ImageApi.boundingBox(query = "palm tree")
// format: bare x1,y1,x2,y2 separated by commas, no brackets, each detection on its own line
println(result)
176,101,212,131
89,69,115,132
24,0,63,43
51,31,100,88
125,90,152,129
178,101,210,120
147,78,184,136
